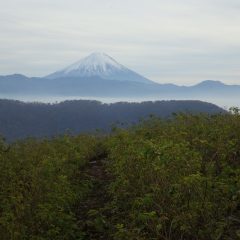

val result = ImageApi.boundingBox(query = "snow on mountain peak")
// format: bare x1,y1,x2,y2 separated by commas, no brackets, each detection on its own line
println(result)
63,52,123,74
46,52,153,84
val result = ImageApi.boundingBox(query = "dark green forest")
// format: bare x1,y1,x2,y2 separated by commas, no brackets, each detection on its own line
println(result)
0,109,240,239
0,99,224,141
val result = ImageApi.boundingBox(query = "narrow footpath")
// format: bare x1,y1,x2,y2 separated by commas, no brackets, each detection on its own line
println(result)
78,152,112,240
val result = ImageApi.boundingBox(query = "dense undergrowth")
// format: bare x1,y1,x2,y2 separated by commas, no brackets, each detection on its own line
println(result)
0,110,240,239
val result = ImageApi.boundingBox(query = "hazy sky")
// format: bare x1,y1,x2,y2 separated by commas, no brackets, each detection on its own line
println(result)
0,0,240,85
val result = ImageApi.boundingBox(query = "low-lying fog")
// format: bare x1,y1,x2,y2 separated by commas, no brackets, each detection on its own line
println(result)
0,94,239,110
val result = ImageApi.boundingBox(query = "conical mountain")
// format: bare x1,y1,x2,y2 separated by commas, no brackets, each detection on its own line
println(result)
46,52,153,84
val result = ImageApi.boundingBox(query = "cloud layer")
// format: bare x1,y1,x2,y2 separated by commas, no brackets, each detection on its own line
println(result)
0,0,239,84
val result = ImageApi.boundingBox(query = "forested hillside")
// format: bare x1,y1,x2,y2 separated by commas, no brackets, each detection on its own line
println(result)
0,99,224,141
0,110,240,239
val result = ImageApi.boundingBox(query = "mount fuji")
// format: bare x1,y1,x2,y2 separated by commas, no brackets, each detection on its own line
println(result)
0,52,240,107
46,52,153,84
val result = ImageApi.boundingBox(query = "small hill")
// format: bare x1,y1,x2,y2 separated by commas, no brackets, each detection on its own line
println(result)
0,99,224,141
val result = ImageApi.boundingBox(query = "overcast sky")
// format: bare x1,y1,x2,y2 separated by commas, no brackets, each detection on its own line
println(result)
0,0,240,85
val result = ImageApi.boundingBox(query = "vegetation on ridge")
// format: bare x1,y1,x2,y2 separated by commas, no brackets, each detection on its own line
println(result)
0,110,240,239
0,99,224,141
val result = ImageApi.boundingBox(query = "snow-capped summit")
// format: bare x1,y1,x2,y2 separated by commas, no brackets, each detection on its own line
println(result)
46,52,153,84
62,52,123,74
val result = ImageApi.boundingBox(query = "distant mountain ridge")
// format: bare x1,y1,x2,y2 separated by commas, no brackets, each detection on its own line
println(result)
0,73,239,97
0,52,239,106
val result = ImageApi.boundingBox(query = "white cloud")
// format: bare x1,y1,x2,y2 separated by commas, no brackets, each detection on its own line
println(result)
0,0,239,84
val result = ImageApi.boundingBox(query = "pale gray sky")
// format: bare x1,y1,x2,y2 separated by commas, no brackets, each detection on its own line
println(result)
0,0,240,85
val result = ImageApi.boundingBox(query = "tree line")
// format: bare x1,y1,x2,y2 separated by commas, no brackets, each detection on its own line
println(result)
0,99,224,141
0,110,240,239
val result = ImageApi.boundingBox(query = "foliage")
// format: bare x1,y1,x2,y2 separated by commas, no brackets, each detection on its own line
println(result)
0,134,100,239
0,111,240,239
0,99,224,141
106,113,240,239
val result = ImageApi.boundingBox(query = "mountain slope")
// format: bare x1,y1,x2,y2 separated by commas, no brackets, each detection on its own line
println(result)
46,52,153,84
0,99,224,141
0,74,239,97
0,53,239,107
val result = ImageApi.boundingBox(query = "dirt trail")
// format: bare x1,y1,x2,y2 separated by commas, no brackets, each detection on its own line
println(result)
78,152,112,239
